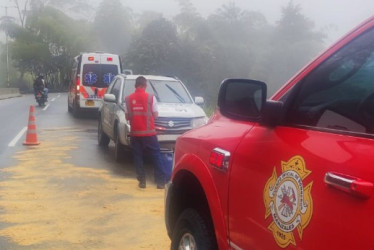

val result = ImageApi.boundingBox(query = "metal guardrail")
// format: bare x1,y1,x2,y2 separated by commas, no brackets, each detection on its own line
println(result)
0,88,21,100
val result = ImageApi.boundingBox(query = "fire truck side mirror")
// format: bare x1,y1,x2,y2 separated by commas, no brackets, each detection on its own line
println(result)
218,78,267,122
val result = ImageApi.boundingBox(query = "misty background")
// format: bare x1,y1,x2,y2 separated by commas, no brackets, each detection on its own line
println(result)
1,0,373,107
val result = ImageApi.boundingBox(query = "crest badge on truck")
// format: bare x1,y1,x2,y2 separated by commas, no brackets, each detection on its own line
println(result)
264,155,313,248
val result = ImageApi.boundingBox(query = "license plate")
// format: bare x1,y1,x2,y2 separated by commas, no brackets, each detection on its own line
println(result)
157,134,179,142
85,100,95,106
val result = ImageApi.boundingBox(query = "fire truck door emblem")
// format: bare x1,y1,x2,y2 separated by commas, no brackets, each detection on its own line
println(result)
264,155,313,248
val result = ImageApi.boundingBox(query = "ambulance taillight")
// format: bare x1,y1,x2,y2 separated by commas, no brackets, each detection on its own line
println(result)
107,57,113,62
76,75,81,91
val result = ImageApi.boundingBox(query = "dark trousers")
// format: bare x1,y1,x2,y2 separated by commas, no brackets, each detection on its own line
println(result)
130,135,165,185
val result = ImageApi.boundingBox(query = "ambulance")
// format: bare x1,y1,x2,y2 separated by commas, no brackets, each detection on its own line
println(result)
68,52,122,116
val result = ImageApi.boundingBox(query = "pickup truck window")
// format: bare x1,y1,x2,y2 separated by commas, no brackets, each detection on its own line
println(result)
110,79,121,101
123,80,193,104
286,27,374,135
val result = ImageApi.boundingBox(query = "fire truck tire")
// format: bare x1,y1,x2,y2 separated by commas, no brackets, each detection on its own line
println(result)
98,120,110,146
171,208,216,250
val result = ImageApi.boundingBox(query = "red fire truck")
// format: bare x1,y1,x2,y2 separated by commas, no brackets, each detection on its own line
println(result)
165,16,374,249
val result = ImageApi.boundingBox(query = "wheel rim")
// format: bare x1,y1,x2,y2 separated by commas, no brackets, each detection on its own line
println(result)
178,233,196,250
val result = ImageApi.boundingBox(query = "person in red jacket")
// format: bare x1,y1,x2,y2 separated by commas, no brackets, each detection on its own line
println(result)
125,76,166,189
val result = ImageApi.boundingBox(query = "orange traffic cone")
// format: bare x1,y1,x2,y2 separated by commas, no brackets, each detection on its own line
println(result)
23,105,40,145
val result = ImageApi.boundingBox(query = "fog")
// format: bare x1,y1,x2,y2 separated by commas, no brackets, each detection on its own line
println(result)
124,0,374,43
4,0,372,43
1,0,374,102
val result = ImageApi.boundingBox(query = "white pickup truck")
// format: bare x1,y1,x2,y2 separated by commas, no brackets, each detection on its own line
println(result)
98,74,208,161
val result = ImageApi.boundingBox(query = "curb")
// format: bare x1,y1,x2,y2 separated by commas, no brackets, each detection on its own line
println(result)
0,94,22,100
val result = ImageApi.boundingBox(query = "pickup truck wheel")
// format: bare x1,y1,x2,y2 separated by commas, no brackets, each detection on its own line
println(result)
171,208,216,250
98,119,110,146
114,128,125,162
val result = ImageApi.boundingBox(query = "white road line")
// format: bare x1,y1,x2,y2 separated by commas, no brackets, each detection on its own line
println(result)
51,98,56,102
43,104,50,111
8,127,27,147
57,94,61,98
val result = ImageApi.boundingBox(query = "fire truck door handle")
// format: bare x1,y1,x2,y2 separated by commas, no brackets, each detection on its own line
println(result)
324,172,373,199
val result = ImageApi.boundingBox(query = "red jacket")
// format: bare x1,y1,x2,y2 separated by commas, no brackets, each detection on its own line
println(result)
125,88,156,137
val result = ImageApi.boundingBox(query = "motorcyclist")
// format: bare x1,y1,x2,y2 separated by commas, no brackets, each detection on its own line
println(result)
33,75,48,101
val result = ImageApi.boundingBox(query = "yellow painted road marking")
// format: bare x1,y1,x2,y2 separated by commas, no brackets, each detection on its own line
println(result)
0,128,170,249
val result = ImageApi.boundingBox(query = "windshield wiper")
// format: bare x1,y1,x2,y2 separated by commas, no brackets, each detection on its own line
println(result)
149,81,160,101
165,84,185,103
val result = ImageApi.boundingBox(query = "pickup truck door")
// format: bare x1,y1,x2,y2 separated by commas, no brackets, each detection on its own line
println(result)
228,26,374,249
102,79,121,137
108,79,122,137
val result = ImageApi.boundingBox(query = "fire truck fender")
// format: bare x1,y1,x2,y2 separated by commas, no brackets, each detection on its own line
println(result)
172,153,228,249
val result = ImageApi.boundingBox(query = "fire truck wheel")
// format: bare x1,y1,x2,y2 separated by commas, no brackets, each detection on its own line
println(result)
171,208,216,250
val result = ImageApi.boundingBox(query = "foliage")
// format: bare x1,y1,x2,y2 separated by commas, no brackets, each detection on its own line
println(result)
93,0,133,54
126,18,180,75
2,0,326,103
265,2,325,94
7,6,93,90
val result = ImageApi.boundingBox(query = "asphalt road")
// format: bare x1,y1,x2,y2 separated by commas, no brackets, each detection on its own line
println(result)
0,93,169,249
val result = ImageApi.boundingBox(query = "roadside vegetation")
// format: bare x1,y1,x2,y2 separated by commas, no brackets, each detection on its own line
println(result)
0,0,325,106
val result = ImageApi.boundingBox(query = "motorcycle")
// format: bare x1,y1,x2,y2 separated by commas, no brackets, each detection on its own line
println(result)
35,89,47,106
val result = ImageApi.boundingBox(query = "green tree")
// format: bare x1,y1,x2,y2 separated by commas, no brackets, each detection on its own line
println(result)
134,11,163,32
93,0,133,54
193,3,271,103
9,6,93,90
265,1,325,94
174,0,204,40
126,18,180,75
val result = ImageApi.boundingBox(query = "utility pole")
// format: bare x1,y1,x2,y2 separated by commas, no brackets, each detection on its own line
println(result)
1,5,16,88
5,6,10,87
1,5,12,87
2,1,25,88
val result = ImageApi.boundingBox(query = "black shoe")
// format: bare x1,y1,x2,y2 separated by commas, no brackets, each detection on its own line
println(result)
157,184,165,189
138,179,146,189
